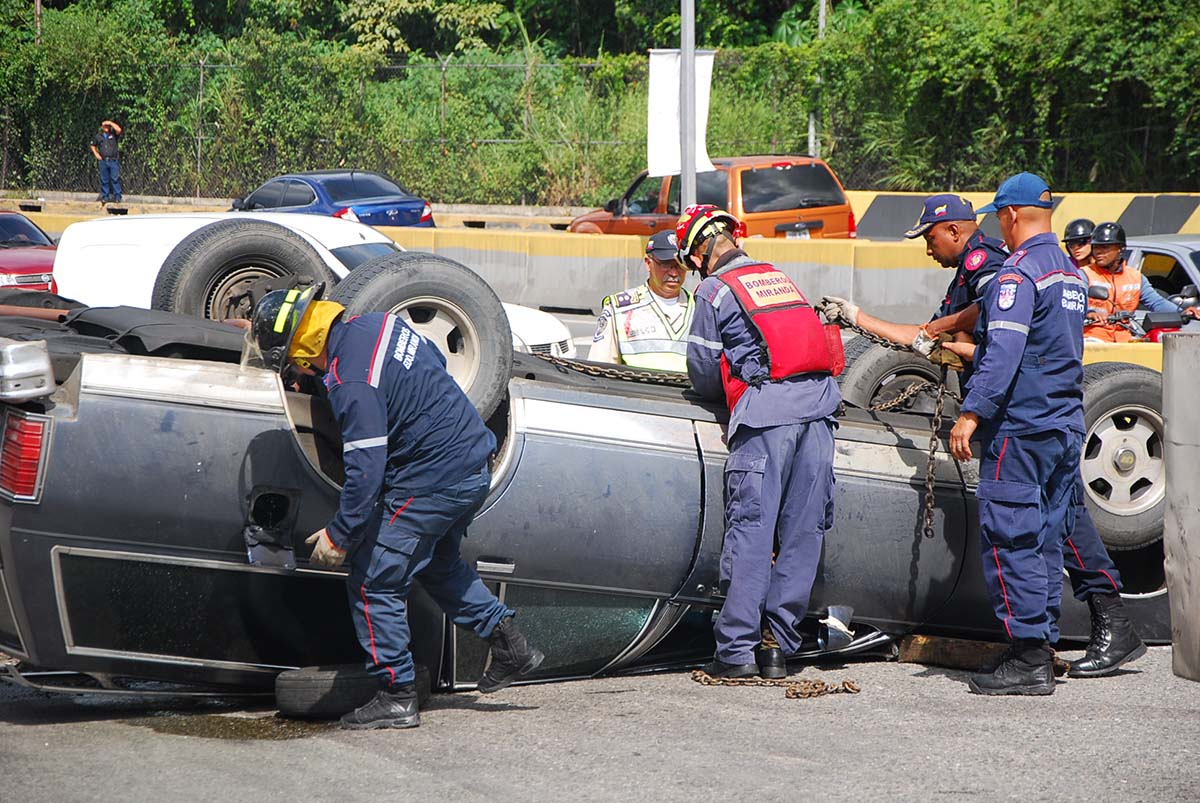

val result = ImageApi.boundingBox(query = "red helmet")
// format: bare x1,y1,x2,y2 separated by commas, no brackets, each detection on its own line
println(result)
674,204,744,267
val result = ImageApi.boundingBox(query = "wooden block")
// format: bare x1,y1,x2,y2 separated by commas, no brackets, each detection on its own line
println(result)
897,634,1008,671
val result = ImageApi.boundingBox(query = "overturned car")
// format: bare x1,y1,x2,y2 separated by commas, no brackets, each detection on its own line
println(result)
0,267,1171,703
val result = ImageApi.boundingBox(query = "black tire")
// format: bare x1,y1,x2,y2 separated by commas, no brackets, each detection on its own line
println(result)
1081,362,1164,551
275,663,432,720
151,219,337,321
837,335,954,415
329,252,512,420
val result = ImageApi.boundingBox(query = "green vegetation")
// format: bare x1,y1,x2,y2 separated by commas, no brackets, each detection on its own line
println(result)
0,0,1197,202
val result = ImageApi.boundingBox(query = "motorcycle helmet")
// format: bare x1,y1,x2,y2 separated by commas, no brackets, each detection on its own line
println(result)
1091,222,1127,248
1062,218,1095,244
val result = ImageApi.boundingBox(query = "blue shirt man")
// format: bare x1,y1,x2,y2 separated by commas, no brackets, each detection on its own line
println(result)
679,205,840,680
247,286,544,729
950,173,1090,696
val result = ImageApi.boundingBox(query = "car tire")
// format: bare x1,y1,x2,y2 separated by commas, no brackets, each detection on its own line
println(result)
1081,362,1165,551
329,252,513,420
837,335,955,415
151,219,337,321
274,662,432,720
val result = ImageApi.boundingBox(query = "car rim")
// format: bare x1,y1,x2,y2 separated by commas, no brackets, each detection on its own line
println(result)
1082,404,1164,517
205,263,291,321
387,296,480,391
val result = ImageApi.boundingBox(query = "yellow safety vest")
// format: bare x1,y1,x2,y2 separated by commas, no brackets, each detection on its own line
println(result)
602,284,694,372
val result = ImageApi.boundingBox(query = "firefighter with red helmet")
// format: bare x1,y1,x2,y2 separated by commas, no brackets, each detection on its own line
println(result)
680,204,843,679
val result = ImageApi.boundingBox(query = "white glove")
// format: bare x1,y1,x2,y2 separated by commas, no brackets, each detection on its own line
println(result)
911,326,938,357
306,529,346,568
819,295,859,327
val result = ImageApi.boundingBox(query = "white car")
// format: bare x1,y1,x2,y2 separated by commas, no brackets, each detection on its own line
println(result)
51,212,576,359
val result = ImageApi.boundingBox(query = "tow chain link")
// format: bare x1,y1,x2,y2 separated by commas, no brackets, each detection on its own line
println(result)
531,353,692,386
691,669,861,699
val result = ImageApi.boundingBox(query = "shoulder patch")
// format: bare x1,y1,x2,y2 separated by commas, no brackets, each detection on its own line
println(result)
964,249,987,272
996,273,1023,284
997,282,1019,310
613,287,645,309
592,308,612,342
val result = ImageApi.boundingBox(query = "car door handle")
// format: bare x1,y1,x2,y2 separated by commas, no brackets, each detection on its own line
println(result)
476,560,515,575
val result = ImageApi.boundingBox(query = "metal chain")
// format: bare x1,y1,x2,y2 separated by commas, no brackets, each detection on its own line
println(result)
530,353,692,386
921,367,950,539
691,669,861,698
841,319,915,352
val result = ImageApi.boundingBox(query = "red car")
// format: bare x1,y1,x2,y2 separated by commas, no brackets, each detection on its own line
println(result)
0,212,55,293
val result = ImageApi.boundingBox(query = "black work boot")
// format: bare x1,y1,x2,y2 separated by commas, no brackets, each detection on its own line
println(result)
1068,593,1147,678
477,616,545,694
754,646,787,679
968,639,1055,696
339,685,420,730
701,658,760,679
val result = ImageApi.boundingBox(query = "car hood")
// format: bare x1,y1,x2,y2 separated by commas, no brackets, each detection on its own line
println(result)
0,245,56,273
502,302,570,347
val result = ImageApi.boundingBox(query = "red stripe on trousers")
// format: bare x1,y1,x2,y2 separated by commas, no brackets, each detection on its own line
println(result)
1067,537,1120,593
360,583,396,686
992,547,1015,639
389,496,414,525
995,436,1009,481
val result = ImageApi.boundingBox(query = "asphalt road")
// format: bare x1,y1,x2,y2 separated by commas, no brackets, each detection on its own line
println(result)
1,645,1195,802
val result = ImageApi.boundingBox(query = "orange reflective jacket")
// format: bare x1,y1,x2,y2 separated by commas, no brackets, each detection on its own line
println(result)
1083,261,1142,343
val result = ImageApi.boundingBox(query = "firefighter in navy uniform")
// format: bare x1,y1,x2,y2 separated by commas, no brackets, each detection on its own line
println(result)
819,193,1008,381
591,229,695,371
680,205,843,680
950,173,1144,695
247,285,544,729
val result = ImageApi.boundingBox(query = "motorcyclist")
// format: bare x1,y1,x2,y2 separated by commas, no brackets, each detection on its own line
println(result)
1083,222,1199,342
1062,218,1095,269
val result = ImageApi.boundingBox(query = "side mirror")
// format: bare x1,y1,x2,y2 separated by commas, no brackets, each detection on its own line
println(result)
1087,284,1110,301
1181,284,1198,299
231,198,245,211
604,198,620,214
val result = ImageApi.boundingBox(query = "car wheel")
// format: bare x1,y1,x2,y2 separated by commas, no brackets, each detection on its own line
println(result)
837,336,955,415
329,252,512,420
151,219,337,321
1081,362,1164,551
274,662,432,720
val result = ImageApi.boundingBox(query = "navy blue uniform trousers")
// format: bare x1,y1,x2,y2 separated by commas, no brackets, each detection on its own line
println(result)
1064,488,1122,599
346,467,512,689
715,419,836,664
977,431,1082,642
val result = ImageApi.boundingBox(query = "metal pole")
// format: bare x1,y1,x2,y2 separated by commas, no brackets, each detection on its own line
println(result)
808,0,826,158
195,59,205,198
680,0,696,208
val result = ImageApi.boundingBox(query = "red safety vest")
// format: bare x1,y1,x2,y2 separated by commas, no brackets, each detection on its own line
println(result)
713,262,845,411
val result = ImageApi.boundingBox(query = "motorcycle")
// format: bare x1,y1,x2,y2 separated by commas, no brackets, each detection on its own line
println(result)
1086,283,1200,342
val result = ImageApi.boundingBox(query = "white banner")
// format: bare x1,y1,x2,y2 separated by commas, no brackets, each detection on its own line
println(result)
647,49,716,178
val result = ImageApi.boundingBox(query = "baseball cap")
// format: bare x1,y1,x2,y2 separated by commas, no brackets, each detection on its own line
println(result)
903,194,977,239
646,229,679,261
976,172,1054,214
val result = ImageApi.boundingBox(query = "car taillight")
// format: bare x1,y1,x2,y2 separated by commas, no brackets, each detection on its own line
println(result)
420,203,433,224
848,208,857,239
0,411,49,502
333,207,360,223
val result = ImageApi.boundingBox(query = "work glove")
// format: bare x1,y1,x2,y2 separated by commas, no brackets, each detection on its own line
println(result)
911,326,938,357
926,333,964,371
306,528,346,569
818,295,859,327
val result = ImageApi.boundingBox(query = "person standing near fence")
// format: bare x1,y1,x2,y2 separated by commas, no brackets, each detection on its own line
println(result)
89,119,123,204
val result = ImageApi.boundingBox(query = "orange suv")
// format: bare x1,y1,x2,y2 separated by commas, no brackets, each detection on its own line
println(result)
568,155,856,239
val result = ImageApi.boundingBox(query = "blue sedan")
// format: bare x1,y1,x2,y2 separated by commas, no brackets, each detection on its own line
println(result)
232,170,434,228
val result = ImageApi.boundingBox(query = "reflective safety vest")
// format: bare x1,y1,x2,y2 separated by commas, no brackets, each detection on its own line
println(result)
604,284,694,371
1083,261,1142,343
712,262,845,410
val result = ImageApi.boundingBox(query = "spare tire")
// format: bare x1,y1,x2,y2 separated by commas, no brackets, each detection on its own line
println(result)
837,335,955,415
329,252,512,420
1081,362,1164,551
275,662,432,720
151,219,338,321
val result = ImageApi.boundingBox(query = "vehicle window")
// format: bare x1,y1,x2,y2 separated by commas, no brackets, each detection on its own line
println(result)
320,173,408,203
331,242,401,271
0,215,52,246
623,174,665,215
741,164,846,214
244,181,287,210
665,170,728,214
1137,251,1192,296
281,180,316,208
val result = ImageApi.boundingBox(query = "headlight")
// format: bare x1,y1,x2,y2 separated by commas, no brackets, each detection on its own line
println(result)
0,274,17,286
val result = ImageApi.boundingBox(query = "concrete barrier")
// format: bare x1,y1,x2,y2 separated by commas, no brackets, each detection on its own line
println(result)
1163,333,1200,682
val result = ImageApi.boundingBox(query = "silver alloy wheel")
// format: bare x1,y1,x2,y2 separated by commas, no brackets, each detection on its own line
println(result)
388,295,480,391
1082,403,1164,517
206,264,290,320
